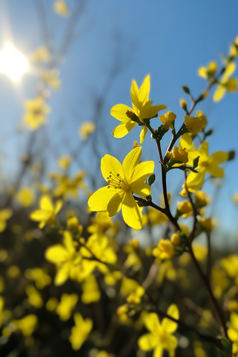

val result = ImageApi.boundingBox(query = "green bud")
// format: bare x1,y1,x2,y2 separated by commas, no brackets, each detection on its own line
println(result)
227,150,235,161
193,156,200,169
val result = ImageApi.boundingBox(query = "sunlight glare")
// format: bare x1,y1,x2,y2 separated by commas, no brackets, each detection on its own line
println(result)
0,44,28,82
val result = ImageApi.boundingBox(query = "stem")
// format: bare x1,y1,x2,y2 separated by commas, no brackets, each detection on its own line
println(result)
188,244,227,337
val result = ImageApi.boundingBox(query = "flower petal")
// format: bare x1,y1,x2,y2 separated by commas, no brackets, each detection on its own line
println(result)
88,186,118,211
138,333,157,351
131,183,151,197
143,312,160,332
107,192,123,217
209,151,228,164
63,231,75,253
122,146,142,183
45,245,68,263
208,164,224,178
131,161,154,184
112,121,137,138
213,85,226,102
110,104,134,122
161,304,179,333
55,263,71,285
122,192,143,229
101,154,123,182
30,210,52,222
139,75,150,103
154,346,163,357
131,80,140,109
140,125,148,143
40,195,54,211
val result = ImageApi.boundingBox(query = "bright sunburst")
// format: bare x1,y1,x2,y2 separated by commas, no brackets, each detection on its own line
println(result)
0,44,28,82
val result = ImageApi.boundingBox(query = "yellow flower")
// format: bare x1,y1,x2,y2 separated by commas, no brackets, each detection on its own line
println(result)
56,293,78,321
30,47,51,63
16,187,35,207
53,0,69,17
45,231,95,285
159,110,176,130
81,275,101,304
177,200,192,218
88,146,154,229
30,195,62,229
184,115,207,135
198,61,218,79
69,313,93,350
23,97,50,131
172,146,188,164
0,209,12,232
153,239,176,260
88,212,112,235
25,285,43,308
110,75,166,143
57,155,72,169
213,62,237,102
12,315,38,336
120,277,145,304
186,142,228,191
79,121,96,139
194,191,210,207
138,305,179,357
228,312,238,355
41,69,61,90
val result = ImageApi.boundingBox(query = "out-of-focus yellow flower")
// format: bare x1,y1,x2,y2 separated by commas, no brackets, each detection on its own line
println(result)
104,270,122,286
30,47,51,63
0,297,12,327
232,192,238,204
88,212,112,235
7,265,20,279
153,239,176,260
0,249,8,262
120,277,145,304
147,206,168,226
12,315,38,336
96,351,115,357
194,191,210,207
45,231,95,285
227,300,238,312
138,305,179,357
30,195,62,229
57,155,72,170
228,312,238,355
53,0,69,17
111,75,166,143
25,268,51,289
193,245,207,261
177,200,193,218
0,209,12,232
211,267,230,298
193,341,207,357
69,313,93,350
200,217,213,230
16,187,35,207
184,115,207,135
171,233,180,245
51,171,86,198
198,61,218,79
213,62,237,102
56,293,78,321
25,285,43,308
46,297,58,312
159,110,176,130
220,255,238,285
81,275,101,304
23,97,50,131
230,35,238,57
79,121,96,139
41,69,61,90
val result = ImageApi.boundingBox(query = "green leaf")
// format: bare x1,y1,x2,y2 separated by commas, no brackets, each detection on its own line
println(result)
148,174,156,186
193,156,200,169
216,338,232,357
182,86,190,94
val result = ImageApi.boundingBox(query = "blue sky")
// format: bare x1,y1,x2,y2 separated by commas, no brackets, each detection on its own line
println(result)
0,0,238,234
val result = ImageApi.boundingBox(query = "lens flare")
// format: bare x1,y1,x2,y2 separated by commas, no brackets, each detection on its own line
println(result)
0,44,28,82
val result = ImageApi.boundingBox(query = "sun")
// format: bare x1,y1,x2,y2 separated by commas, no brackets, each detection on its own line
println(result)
0,44,28,82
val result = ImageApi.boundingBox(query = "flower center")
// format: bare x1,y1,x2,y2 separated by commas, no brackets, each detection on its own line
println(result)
106,171,130,191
